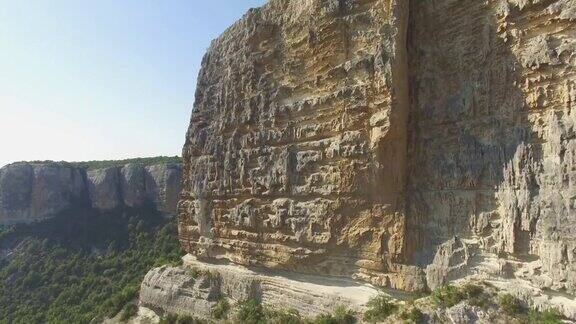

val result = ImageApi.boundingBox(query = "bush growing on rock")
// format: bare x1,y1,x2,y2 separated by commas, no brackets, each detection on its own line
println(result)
159,313,205,324
120,303,138,321
400,307,424,323
431,285,464,307
527,309,563,324
266,308,302,324
462,283,491,310
236,299,266,324
308,305,356,324
211,297,230,320
499,293,524,316
363,294,397,323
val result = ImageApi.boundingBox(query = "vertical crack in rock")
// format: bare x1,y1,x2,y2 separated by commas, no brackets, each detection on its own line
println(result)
180,0,575,294
179,0,424,291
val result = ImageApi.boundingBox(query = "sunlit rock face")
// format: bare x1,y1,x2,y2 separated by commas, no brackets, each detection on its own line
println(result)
178,0,420,291
180,0,576,294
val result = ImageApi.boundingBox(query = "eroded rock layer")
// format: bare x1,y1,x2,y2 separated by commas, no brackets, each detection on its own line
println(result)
140,255,379,320
179,0,576,294
178,0,418,290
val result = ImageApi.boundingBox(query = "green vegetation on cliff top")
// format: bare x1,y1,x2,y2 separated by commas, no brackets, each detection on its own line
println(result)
18,155,181,170
73,155,181,170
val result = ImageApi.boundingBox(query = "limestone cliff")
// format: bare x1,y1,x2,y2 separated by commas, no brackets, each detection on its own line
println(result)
178,0,576,298
408,0,576,295
0,163,86,225
0,161,182,225
178,0,419,291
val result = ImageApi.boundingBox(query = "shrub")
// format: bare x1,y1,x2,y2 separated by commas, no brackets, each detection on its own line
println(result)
309,314,338,324
468,294,491,310
266,308,302,324
204,270,220,281
461,284,483,298
236,299,266,324
332,305,356,324
120,303,138,321
187,267,201,279
211,297,230,320
159,313,205,324
431,285,464,307
527,309,563,324
462,284,490,309
400,307,424,323
363,294,397,323
499,294,523,316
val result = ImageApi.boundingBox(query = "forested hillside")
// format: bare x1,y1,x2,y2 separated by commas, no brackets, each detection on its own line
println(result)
0,205,182,323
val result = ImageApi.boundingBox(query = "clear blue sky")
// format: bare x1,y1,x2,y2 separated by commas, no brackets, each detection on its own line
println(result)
0,0,266,168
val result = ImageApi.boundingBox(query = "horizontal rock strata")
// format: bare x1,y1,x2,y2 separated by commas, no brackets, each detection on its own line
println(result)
139,255,380,320
177,0,576,311
179,0,418,290
408,0,576,296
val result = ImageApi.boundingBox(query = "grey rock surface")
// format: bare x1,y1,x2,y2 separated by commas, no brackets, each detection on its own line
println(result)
408,0,576,296
87,167,122,210
0,161,182,224
120,164,148,208
0,162,85,225
145,164,182,216
139,255,380,321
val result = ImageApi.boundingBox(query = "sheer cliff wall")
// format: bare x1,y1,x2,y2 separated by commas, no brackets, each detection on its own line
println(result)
179,0,576,292
179,0,419,290
408,0,576,293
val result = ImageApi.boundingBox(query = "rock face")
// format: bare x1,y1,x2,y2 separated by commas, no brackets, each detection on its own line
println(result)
120,164,148,208
407,0,576,295
0,163,86,225
145,164,183,216
88,167,122,210
0,161,182,224
179,0,576,299
140,255,379,320
179,0,417,290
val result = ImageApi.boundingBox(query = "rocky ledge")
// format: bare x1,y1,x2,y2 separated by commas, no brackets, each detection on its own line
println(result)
140,255,380,320
138,255,576,323
0,161,182,225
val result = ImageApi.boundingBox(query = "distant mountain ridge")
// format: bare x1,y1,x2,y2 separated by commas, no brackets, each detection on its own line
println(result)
0,157,182,225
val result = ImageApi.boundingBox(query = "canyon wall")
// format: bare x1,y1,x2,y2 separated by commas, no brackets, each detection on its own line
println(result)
178,0,423,290
179,0,575,293
0,162,182,225
408,0,576,294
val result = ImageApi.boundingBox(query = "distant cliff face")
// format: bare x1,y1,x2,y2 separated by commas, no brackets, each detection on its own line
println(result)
0,162,182,225
179,0,576,294
0,163,86,225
